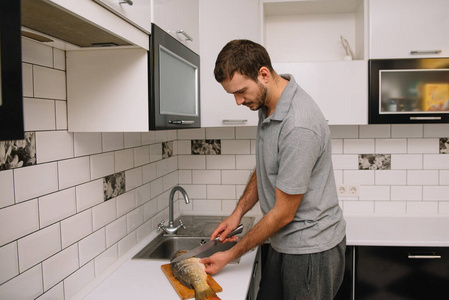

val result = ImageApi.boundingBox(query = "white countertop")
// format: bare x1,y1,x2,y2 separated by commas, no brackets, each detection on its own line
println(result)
74,214,449,300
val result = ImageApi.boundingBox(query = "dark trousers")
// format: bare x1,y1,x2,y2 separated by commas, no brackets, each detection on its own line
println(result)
257,237,346,300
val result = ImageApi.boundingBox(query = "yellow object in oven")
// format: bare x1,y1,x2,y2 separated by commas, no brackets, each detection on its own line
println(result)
422,83,449,111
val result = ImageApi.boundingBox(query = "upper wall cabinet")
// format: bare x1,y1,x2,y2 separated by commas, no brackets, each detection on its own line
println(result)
152,0,199,54
21,0,150,50
369,0,449,59
200,0,261,127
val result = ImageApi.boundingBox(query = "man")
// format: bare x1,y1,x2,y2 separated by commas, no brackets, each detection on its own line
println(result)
199,39,346,300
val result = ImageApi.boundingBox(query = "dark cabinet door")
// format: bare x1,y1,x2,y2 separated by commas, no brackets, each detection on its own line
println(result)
0,0,24,141
355,246,449,300
334,246,354,300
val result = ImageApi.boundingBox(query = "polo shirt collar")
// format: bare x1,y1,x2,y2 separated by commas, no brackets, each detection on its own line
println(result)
261,74,296,123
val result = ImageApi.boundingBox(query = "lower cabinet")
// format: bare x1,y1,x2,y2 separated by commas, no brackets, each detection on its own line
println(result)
335,246,354,300
355,246,449,300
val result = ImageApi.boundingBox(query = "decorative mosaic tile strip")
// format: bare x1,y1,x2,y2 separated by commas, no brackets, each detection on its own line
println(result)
0,132,36,170
103,171,126,201
359,154,391,170
191,139,221,155
162,141,174,158
440,138,449,154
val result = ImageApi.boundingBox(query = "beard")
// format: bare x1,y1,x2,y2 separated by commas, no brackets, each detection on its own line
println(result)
245,81,268,111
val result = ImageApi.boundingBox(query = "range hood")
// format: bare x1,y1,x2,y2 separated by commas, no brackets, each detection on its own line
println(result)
21,0,132,48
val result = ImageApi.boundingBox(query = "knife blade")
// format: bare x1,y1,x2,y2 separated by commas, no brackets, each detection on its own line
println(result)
170,224,244,263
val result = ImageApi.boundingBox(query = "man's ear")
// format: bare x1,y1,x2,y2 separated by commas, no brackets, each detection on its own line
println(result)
258,66,270,83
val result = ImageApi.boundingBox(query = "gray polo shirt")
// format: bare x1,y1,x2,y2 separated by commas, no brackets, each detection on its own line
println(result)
256,74,345,254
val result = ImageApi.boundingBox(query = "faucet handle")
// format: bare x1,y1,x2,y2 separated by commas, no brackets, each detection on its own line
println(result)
178,220,186,230
157,221,165,231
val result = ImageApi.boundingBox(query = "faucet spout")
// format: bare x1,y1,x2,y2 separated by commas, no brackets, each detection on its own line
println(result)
158,186,190,234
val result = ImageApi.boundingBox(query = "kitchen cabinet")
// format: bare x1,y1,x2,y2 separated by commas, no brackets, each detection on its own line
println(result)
21,0,149,50
334,246,354,300
369,0,449,59
246,247,262,300
92,0,152,34
273,61,368,125
66,48,149,132
152,0,199,54
199,0,261,127
355,246,449,299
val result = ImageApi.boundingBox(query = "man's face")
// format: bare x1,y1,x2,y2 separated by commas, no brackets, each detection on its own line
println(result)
220,72,267,111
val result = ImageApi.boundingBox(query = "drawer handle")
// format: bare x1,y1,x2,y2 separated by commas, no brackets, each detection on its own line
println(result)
119,0,133,5
222,119,248,124
410,50,442,55
176,30,193,42
408,253,441,259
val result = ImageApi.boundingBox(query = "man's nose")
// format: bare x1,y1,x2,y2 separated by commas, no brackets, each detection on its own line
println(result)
235,94,245,106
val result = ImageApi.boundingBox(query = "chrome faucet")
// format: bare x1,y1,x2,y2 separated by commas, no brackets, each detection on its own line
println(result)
158,186,190,234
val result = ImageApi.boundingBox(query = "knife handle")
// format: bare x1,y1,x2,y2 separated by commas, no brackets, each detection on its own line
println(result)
214,224,244,241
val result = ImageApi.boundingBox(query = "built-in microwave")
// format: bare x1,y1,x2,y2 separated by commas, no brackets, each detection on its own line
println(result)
149,23,200,130
369,58,449,124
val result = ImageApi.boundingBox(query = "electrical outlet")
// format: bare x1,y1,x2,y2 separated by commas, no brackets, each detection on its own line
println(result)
337,185,359,196
337,185,347,195
348,185,359,196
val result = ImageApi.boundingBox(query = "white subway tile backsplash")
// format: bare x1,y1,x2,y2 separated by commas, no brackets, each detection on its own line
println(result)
343,139,374,154
423,154,449,169
207,155,235,169
18,223,61,272
124,132,142,148
192,199,222,212
35,282,64,300
58,156,90,189
21,38,52,67
74,133,102,157
391,186,422,201
94,244,118,276
391,154,423,170
142,162,157,183
222,170,251,185
135,183,151,206
360,125,390,138
141,132,156,145
156,159,169,178
55,101,67,130
331,139,343,154
22,63,33,97
143,199,158,222
0,170,14,209
102,133,124,152
79,229,106,266
332,155,358,170
329,125,358,138
33,66,66,100
35,131,74,163
134,146,150,167
118,232,137,257
375,201,406,214
53,48,65,70
375,170,407,185
92,199,117,231
221,140,251,154
192,170,221,184
423,186,449,201
0,264,43,300
235,155,256,170
236,126,257,139
359,186,390,201
441,170,449,185
61,209,93,249
125,168,143,191
90,152,115,180
14,163,58,203
391,124,423,138
207,185,236,200
106,216,127,248
116,191,136,217
64,261,95,300
127,207,144,233
149,144,162,163
407,170,439,185
23,98,55,131
177,140,191,155
0,242,18,285
423,124,449,137
375,139,407,153
408,138,439,154
150,178,164,199
177,128,205,140
115,149,134,172
42,244,79,291
178,155,206,169
406,201,438,214
76,179,103,212
206,127,235,139
343,170,375,185
0,200,39,246
342,201,375,214
39,188,76,228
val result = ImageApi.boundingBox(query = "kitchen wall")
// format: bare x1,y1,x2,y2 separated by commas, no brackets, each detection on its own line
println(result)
1,38,449,299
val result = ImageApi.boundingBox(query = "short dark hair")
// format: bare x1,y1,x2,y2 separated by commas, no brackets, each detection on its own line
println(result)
214,39,274,82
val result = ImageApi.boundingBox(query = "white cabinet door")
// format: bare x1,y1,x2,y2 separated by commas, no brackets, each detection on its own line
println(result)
199,0,261,127
273,61,368,125
369,0,449,59
152,0,199,54
66,48,149,132
92,0,152,33
48,0,149,49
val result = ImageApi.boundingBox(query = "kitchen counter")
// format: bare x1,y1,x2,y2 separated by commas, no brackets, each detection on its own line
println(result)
74,214,449,300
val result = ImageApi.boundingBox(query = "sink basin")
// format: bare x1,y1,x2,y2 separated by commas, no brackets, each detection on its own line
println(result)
132,215,255,264
133,236,239,263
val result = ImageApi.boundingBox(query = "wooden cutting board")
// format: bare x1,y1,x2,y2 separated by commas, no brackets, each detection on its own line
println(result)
161,264,222,300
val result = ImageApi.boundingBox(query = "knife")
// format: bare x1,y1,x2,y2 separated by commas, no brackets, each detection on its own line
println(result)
170,224,244,263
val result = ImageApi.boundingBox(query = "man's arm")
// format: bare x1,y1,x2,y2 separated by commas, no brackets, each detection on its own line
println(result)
202,187,303,274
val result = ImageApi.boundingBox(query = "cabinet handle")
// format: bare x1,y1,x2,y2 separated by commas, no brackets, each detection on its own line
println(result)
176,30,193,42
252,261,258,278
408,253,441,259
222,119,248,124
119,0,133,5
410,50,442,55
169,120,195,125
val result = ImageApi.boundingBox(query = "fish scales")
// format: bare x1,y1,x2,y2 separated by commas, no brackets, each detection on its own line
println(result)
170,250,221,300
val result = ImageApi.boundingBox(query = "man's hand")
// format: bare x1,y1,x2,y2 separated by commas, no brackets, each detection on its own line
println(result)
200,251,234,275
211,215,241,243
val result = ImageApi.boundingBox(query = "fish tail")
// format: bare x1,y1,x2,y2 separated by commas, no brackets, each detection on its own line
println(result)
194,286,221,300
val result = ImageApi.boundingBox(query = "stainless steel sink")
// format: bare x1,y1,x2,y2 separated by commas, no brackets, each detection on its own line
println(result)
132,215,255,264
